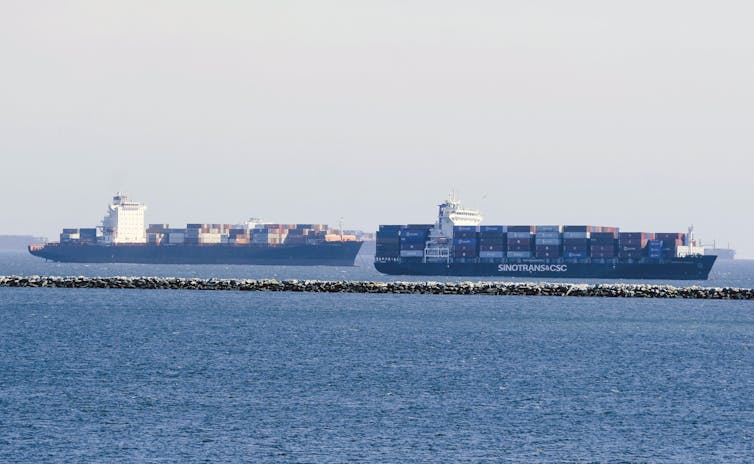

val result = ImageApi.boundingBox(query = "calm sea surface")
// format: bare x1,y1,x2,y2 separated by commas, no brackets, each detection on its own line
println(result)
1,251,753,462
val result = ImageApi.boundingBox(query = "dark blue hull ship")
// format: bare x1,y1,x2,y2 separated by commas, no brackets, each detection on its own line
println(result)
30,194,365,267
374,194,718,280
29,241,363,266
374,255,716,280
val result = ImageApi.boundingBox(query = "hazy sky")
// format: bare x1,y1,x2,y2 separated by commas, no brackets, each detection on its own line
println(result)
1,1,752,255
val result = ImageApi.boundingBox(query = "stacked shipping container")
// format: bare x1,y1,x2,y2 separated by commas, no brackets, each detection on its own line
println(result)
562,226,590,259
400,225,431,258
507,226,534,258
534,225,561,259
453,226,478,259
618,232,653,259
479,225,506,259
589,231,617,259
374,222,689,262
654,233,685,259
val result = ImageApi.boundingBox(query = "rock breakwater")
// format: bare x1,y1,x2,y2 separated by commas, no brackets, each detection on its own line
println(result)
1,275,753,299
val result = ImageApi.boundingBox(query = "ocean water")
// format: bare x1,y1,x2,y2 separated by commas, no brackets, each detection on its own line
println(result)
1,251,753,462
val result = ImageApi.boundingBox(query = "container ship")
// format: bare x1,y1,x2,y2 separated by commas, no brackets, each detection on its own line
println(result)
374,194,716,280
703,244,736,260
28,194,363,266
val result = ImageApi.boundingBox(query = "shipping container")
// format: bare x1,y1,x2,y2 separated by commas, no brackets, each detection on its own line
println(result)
376,231,400,241
507,225,535,233
79,228,97,238
168,233,185,244
507,232,532,239
401,229,428,238
563,239,589,249
479,225,507,233
453,247,477,258
506,251,532,258
564,251,588,259
479,251,505,258
453,238,476,246
563,225,591,232
535,238,561,245
479,244,505,251
590,245,616,255
479,236,506,244
619,232,654,240
619,251,644,259
563,231,590,239
535,248,562,259
400,249,424,258
535,225,560,233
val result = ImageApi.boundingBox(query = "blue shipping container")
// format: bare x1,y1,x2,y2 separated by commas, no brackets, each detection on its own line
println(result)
401,230,428,238
565,251,588,259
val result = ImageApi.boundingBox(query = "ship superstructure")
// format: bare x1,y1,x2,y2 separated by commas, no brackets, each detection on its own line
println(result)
101,193,147,244
423,193,483,262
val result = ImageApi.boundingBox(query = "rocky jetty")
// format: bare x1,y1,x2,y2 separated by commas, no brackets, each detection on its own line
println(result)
0,275,752,299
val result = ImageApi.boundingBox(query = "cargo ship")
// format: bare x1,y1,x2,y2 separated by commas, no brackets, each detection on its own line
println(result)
28,194,363,266
703,243,736,260
374,194,716,280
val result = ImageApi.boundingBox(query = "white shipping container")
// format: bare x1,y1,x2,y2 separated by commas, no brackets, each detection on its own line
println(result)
563,232,589,239
400,249,424,258
199,233,222,244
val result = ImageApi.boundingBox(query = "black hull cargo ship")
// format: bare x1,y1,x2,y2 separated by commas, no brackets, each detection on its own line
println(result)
28,193,363,266
374,195,716,280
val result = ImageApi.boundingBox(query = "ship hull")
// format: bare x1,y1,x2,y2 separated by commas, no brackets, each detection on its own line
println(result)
374,255,717,280
29,242,363,266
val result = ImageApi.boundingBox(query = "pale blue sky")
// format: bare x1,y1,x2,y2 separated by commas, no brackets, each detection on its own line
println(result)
1,1,752,255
